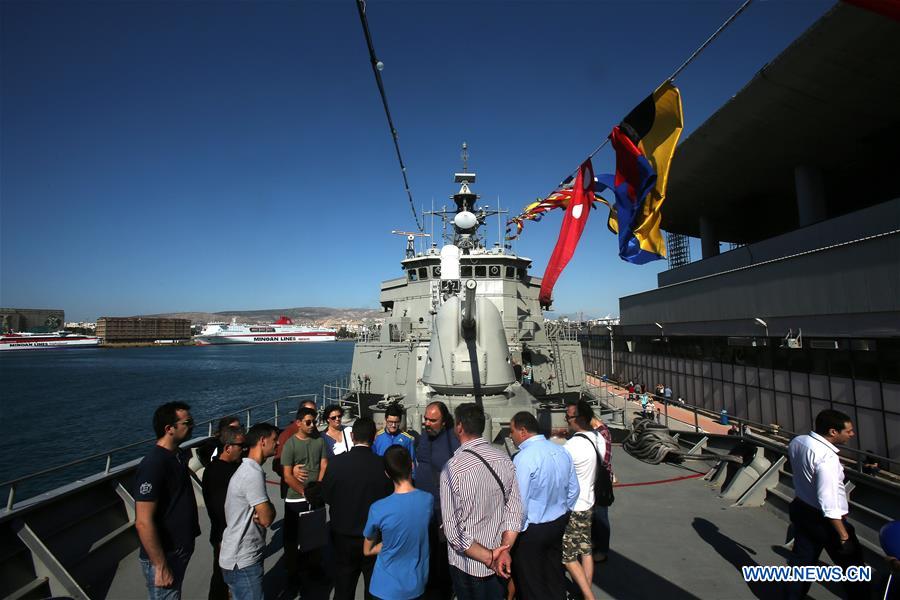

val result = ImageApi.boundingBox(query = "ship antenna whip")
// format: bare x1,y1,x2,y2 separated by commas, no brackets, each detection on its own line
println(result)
554,0,755,189
355,0,424,233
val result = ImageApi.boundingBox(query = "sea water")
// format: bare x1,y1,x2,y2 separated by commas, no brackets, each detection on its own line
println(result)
0,342,353,500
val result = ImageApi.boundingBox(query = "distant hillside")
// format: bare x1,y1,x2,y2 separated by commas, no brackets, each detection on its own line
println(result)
142,307,382,325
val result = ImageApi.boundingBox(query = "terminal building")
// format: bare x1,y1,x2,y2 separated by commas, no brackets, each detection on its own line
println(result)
96,317,192,343
582,2,899,468
0,308,65,333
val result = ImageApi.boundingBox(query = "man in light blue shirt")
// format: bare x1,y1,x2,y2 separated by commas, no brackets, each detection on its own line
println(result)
509,411,578,600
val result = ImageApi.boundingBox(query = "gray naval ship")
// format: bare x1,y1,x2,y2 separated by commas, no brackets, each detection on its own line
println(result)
345,158,588,438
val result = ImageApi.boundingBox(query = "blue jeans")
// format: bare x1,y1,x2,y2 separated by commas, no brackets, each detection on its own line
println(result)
592,504,610,554
449,566,505,600
139,546,193,600
221,560,264,600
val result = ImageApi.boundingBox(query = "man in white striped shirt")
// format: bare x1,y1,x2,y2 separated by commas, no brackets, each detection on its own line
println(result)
786,409,869,600
440,403,524,600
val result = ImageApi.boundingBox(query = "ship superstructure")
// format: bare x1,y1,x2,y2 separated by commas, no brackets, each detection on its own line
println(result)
347,151,587,435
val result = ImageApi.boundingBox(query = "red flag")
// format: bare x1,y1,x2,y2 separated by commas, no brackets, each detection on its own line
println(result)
539,159,594,307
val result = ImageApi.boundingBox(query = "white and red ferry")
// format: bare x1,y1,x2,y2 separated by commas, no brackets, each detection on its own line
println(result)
0,331,101,351
194,316,336,345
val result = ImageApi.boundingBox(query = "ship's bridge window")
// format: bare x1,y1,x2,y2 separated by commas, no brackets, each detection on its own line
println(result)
250,327,275,333
418,267,429,280
461,265,473,277
408,269,418,281
432,266,441,277
489,265,501,277
474,265,487,278
505,266,516,278
517,268,526,279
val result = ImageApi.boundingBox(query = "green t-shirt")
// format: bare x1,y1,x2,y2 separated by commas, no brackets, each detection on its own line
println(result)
280,435,326,500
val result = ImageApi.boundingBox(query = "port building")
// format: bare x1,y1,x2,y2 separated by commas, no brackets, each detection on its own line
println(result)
95,317,191,343
582,2,900,469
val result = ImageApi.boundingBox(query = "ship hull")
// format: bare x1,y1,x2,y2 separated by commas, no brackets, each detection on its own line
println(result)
195,332,336,345
0,336,101,350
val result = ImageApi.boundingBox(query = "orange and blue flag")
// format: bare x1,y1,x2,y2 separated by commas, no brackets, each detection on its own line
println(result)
596,81,683,264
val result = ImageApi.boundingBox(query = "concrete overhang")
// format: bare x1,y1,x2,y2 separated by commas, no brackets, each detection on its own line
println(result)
662,2,900,243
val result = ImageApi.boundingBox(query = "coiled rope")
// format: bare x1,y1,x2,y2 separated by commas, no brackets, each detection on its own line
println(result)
623,418,744,465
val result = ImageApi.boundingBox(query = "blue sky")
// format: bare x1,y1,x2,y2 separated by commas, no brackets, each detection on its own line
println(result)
1,0,833,321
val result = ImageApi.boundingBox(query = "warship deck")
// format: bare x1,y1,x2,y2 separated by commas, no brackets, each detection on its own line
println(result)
105,441,844,599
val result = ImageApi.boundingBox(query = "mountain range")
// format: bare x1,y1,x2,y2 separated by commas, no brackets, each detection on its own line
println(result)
142,306,382,325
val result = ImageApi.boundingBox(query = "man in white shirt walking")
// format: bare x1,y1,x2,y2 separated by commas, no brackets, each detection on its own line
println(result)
786,409,869,600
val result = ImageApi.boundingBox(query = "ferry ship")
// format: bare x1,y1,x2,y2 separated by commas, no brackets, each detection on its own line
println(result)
194,316,336,345
0,331,101,351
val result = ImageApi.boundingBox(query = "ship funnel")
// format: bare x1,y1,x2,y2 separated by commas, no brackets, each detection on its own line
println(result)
422,280,514,397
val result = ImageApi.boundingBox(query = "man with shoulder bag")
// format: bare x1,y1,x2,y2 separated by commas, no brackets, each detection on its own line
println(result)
562,401,611,600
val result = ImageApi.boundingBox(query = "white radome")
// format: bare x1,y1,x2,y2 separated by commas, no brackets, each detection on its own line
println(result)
454,211,478,230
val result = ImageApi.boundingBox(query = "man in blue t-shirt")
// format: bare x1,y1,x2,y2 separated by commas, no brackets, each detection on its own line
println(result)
363,446,433,600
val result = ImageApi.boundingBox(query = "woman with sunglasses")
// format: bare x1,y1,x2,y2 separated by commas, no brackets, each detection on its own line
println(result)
323,404,354,458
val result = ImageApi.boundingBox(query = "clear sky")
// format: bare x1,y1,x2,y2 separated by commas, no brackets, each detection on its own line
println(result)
1,0,833,321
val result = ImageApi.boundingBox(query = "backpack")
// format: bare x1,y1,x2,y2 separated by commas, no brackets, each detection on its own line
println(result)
574,432,614,507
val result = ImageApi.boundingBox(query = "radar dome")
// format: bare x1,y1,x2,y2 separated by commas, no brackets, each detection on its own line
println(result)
454,211,478,230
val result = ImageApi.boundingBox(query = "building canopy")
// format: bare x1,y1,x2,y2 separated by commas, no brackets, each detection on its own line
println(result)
662,2,900,243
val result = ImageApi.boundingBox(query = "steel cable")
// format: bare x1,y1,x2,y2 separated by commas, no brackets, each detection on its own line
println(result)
355,0,424,232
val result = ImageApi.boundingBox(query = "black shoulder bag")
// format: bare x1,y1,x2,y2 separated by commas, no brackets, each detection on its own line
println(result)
574,433,614,507
463,449,508,504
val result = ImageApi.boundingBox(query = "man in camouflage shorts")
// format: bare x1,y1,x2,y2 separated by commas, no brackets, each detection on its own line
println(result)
562,400,604,600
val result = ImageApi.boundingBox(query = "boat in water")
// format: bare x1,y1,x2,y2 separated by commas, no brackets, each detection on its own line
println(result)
194,316,336,345
0,331,101,351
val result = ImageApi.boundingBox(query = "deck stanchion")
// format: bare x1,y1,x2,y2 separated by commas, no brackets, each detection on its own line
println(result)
694,407,700,432
246,409,252,427
208,421,213,436
274,402,279,428
664,401,669,428
105,455,111,474
7,485,14,511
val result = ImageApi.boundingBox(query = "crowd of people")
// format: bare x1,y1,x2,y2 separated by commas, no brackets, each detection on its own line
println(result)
133,399,614,600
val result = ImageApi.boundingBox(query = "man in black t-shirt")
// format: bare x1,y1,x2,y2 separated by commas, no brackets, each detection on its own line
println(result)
134,402,201,599
201,426,244,600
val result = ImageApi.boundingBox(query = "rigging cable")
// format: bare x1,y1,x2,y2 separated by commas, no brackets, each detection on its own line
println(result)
550,0,756,195
355,0,424,232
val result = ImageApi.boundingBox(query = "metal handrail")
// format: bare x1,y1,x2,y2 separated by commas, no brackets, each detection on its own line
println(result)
600,377,899,470
2,392,317,511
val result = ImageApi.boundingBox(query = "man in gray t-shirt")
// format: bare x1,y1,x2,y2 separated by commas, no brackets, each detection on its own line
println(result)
219,423,279,600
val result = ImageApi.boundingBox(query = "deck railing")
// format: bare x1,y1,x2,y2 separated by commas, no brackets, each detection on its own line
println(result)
598,377,899,474
1,393,318,512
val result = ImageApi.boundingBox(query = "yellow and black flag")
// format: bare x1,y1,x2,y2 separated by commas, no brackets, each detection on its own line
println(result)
597,81,683,264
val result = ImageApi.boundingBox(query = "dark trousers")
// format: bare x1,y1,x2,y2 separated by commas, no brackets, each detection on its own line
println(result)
331,532,376,600
786,499,870,600
208,543,227,600
512,513,569,600
449,566,505,600
423,516,453,600
591,504,610,555
284,501,301,580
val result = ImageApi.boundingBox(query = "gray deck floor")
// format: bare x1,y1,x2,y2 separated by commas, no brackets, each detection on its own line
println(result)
108,448,844,600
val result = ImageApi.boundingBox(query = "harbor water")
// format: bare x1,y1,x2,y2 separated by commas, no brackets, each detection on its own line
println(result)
0,343,354,500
